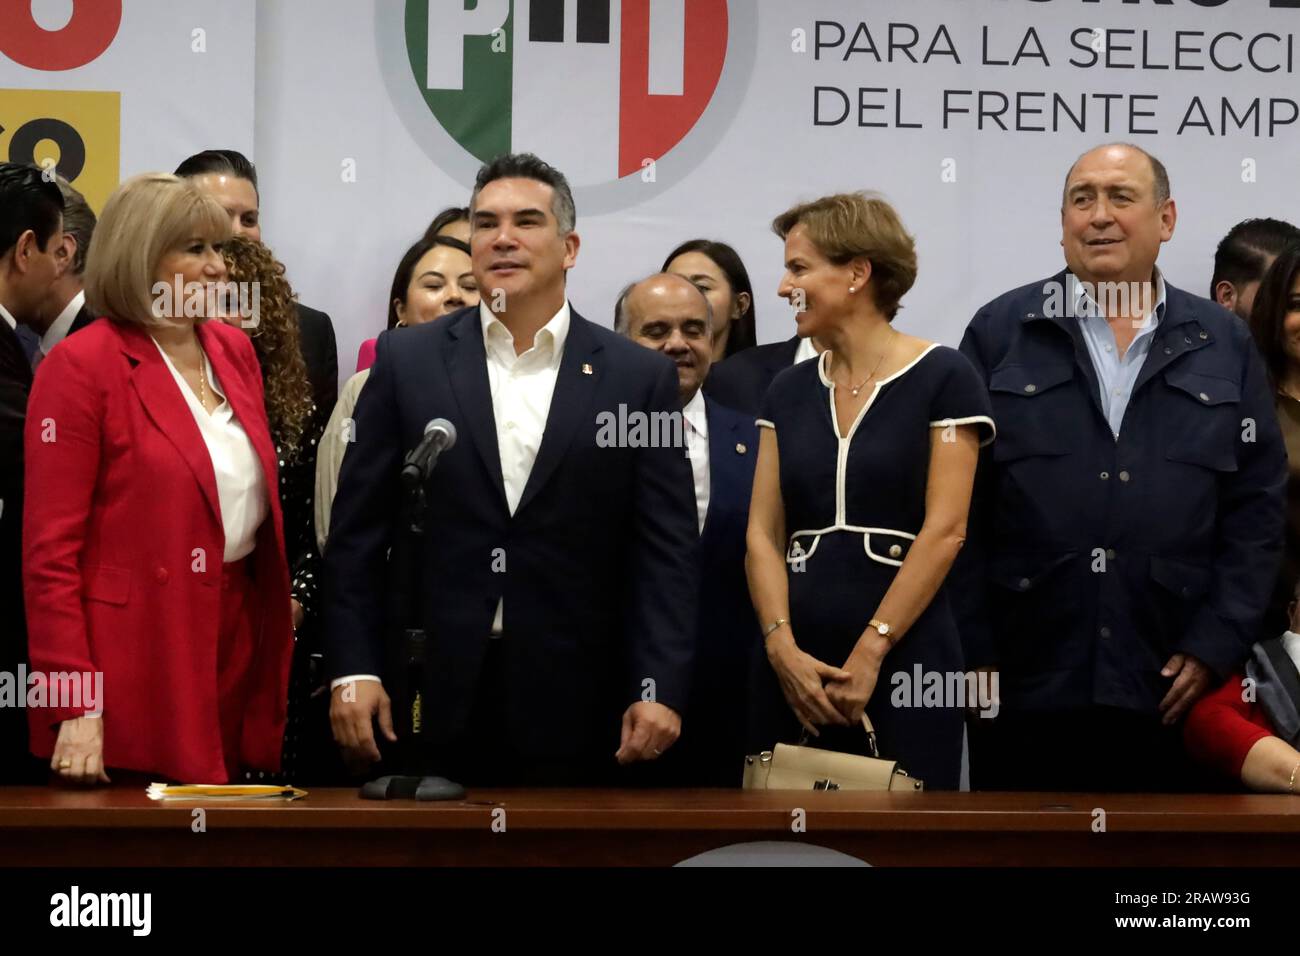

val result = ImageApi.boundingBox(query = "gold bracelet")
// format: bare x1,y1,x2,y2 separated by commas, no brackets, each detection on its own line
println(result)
1289,760,1300,794
763,618,789,639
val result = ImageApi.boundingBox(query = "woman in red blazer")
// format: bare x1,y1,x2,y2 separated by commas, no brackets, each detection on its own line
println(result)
22,173,294,784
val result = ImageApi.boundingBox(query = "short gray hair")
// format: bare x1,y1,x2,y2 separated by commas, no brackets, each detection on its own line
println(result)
56,176,96,276
614,273,713,334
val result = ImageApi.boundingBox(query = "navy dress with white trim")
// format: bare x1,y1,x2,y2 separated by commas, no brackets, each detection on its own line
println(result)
750,343,994,789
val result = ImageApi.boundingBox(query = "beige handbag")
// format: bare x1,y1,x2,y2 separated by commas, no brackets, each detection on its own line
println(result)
742,714,924,791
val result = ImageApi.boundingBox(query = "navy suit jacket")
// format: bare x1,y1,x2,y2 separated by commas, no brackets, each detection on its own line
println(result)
323,305,700,771
703,335,800,417
956,271,1286,713
668,397,760,785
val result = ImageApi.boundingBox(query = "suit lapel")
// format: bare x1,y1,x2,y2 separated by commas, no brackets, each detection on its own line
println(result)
702,398,752,540
516,312,603,516
702,398,731,539
442,309,509,509
120,323,223,530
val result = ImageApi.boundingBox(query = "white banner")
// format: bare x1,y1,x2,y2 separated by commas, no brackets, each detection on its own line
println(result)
6,0,1300,383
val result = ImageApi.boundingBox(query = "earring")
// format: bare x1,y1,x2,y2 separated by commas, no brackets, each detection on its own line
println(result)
848,286,856,293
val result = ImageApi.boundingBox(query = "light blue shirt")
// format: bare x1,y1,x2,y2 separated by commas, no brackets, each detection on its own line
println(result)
1071,270,1167,438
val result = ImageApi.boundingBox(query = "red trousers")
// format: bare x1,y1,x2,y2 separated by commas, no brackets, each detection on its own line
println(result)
215,557,259,781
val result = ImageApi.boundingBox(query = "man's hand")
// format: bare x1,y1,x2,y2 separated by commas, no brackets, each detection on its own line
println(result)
51,717,111,785
330,680,397,763
615,701,681,765
1159,653,1213,725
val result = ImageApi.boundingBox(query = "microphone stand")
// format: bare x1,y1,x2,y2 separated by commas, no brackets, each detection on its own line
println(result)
359,450,464,802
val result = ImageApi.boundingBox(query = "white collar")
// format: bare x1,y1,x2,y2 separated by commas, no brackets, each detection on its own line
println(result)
0,302,15,331
41,289,85,354
1280,631,1300,678
682,388,708,437
1070,267,1167,325
793,336,818,364
479,300,571,362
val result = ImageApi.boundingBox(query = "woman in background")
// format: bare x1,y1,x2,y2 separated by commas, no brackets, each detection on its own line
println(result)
316,234,478,551
355,207,470,371
24,174,293,784
1185,242,1300,792
220,235,326,781
663,239,757,361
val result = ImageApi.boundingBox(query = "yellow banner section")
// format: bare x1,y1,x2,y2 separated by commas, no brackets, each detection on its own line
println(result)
0,89,120,212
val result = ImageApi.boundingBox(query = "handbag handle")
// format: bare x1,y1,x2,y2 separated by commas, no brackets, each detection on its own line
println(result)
860,713,880,758
797,713,881,758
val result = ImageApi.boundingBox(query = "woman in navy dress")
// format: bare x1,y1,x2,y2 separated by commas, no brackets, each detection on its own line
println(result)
746,193,995,789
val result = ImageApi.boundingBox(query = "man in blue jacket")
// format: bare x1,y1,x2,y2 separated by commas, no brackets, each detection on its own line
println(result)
957,143,1286,791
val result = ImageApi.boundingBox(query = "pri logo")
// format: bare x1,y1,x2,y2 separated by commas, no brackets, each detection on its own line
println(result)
380,0,754,212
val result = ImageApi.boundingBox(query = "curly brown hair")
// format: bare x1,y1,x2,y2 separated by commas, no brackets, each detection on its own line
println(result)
220,235,314,458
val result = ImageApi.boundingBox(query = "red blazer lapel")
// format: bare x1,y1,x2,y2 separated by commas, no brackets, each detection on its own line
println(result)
116,322,224,530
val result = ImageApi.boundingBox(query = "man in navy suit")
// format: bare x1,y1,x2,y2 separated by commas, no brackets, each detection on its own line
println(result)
0,164,63,783
616,273,760,785
324,154,699,786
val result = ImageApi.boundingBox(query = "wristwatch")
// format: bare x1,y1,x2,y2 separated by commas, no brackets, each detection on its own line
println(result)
869,619,893,641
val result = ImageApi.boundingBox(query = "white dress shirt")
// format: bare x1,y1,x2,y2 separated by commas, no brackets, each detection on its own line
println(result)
482,300,570,632
331,300,573,691
0,302,15,330
39,289,84,356
1282,631,1300,678
682,388,710,533
155,340,269,562
793,335,818,364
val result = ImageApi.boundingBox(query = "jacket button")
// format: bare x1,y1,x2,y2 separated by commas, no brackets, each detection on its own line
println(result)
1118,470,1131,482
1018,577,1031,590
1163,346,1173,355
1199,331,1209,340
1099,626,1112,639
1099,471,1109,480
1023,384,1037,393
1198,392,1210,402
888,544,903,558
155,567,169,584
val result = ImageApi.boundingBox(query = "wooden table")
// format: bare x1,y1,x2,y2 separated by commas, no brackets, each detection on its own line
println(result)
0,787,1296,866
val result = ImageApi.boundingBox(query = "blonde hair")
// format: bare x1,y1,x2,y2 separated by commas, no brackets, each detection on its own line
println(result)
84,173,230,326
772,192,917,320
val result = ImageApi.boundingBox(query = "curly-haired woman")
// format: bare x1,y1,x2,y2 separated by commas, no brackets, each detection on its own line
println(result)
218,235,330,781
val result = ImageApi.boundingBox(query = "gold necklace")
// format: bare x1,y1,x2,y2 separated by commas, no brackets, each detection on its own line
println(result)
197,355,208,409
835,331,896,397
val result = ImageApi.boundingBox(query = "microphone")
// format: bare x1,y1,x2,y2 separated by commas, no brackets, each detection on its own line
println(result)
401,418,457,489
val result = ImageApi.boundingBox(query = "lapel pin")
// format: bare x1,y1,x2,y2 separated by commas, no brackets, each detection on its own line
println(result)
582,363,593,375
735,442,747,454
